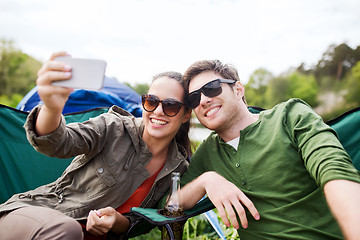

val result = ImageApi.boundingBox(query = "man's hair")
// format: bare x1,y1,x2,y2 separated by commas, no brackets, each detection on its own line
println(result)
183,60,247,104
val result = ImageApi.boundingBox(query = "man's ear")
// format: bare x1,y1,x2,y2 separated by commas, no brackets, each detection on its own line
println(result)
234,81,245,99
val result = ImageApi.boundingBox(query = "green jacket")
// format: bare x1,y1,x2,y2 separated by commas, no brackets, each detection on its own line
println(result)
0,105,188,238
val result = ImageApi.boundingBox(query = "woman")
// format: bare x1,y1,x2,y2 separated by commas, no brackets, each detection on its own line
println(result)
0,52,192,240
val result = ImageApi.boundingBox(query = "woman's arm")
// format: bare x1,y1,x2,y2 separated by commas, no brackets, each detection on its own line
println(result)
35,51,73,136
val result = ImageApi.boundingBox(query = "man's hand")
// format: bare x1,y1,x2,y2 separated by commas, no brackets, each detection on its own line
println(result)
86,207,129,236
204,172,260,229
180,171,260,229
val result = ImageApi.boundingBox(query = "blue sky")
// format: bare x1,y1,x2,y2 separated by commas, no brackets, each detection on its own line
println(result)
1,0,359,85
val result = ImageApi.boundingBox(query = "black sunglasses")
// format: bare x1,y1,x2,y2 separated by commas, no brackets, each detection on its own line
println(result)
188,79,237,109
142,94,184,117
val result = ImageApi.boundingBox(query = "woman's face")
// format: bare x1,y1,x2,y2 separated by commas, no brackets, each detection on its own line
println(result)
142,76,190,142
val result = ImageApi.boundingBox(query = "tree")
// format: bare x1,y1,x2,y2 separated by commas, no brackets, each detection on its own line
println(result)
132,83,149,96
245,68,273,107
288,71,319,107
315,43,359,82
0,39,42,96
344,61,360,107
264,76,291,108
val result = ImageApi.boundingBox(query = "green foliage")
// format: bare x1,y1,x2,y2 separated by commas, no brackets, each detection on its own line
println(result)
0,39,42,97
132,83,150,96
344,61,360,107
288,72,319,107
245,68,273,107
0,94,23,108
246,67,319,109
123,82,149,96
247,68,273,90
264,76,291,108
314,43,360,81
247,46,359,124
131,213,240,240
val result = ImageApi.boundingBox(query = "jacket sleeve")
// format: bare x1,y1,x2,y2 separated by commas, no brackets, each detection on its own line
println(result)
24,105,123,159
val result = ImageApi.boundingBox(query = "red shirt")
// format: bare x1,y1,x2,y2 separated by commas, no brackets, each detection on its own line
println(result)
81,166,163,240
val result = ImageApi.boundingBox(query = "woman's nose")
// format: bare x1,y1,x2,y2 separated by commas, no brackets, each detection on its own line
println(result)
153,103,165,115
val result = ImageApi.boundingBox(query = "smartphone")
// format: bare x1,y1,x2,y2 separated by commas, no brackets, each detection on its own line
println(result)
52,56,107,90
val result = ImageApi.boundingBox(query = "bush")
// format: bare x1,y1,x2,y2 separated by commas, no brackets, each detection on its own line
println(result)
0,94,23,108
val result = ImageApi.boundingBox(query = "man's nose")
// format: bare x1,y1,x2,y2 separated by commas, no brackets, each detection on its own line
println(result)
199,92,212,106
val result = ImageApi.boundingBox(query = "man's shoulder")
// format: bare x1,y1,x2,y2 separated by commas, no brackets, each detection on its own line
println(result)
193,132,219,154
202,131,219,145
265,98,313,117
271,98,310,110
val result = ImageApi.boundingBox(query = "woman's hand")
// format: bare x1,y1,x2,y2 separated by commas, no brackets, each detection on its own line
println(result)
37,51,73,113
86,207,130,236
35,51,73,135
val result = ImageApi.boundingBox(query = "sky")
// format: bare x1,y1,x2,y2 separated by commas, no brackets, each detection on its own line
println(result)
1,0,360,86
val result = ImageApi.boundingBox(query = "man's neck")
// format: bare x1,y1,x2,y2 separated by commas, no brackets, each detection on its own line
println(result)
218,112,259,142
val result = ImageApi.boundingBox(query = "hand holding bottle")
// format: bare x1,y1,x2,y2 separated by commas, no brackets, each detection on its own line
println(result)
161,172,185,240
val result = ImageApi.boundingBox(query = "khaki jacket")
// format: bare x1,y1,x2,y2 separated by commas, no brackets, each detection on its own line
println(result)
0,105,188,238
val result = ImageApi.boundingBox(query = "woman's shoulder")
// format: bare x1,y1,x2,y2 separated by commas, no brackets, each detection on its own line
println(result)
96,105,144,135
108,105,136,118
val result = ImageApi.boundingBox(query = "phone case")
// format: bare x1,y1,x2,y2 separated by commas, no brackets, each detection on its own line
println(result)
52,57,107,90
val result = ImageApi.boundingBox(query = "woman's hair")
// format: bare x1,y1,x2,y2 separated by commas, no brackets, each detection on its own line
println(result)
152,71,193,157
183,59,247,104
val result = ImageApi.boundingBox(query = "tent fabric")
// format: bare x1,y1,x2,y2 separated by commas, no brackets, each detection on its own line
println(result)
0,104,109,203
327,107,360,170
16,76,143,117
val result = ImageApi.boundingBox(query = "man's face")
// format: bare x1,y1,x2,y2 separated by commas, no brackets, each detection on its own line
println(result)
188,71,239,132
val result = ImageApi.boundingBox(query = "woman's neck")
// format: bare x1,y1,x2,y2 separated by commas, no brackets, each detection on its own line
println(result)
142,131,173,172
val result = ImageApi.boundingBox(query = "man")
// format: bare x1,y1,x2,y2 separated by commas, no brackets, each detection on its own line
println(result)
178,60,360,239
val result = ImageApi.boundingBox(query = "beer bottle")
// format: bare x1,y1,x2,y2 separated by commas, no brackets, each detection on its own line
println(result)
161,172,184,240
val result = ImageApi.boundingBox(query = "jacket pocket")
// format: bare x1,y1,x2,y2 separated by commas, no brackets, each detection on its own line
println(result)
80,152,117,199
94,153,117,187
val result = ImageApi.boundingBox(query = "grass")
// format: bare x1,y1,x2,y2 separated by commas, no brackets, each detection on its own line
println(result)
131,210,240,240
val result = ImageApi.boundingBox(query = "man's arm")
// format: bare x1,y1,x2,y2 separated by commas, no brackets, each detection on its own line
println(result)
324,179,360,239
180,171,260,229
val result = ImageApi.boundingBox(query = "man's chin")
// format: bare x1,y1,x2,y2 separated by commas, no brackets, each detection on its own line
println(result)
200,122,217,132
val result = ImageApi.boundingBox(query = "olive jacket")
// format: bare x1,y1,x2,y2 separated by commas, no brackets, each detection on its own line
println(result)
0,105,189,239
